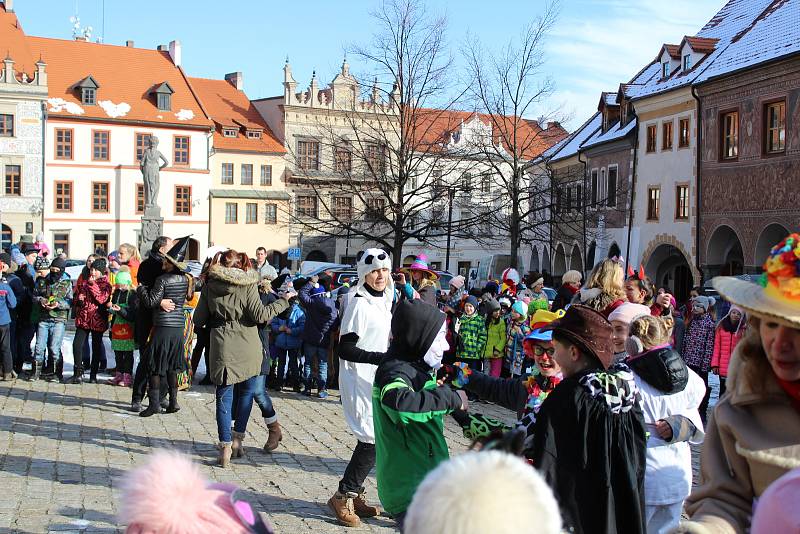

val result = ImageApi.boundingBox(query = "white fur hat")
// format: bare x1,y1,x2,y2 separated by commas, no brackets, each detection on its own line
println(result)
404,451,561,534
355,248,395,304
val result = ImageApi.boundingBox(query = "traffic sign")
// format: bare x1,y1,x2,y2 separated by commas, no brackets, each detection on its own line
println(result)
287,247,302,260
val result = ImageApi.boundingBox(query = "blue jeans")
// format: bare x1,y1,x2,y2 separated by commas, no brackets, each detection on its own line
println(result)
34,320,66,365
216,375,258,443
303,343,328,391
252,374,277,423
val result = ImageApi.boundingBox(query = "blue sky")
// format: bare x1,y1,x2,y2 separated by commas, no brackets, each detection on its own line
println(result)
15,0,723,130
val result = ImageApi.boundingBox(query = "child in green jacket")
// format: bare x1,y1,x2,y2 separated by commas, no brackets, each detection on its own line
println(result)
483,298,506,377
456,295,487,368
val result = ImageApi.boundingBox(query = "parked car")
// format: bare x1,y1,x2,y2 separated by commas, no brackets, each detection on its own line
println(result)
542,286,556,308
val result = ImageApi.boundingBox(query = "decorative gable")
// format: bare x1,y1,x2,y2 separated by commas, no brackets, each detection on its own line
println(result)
677,36,719,73
658,45,680,79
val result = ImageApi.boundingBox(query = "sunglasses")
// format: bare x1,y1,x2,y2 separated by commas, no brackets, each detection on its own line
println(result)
533,346,556,357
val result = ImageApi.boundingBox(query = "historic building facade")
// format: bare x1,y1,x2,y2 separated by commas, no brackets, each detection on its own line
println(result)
0,3,48,248
190,73,290,265
30,37,212,259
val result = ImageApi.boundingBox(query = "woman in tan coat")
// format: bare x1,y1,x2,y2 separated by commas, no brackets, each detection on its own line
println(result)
681,234,800,533
193,250,292,467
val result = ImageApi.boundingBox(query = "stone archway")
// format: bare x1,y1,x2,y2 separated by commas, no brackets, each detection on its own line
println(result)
570,244,583,274
754,223,789,270
553,244,567,277
402,254,416,267
706,225,744,277
607,242,621,259
1,224,11,252
644,243,694,304
529,247,540,273
586,241,597,271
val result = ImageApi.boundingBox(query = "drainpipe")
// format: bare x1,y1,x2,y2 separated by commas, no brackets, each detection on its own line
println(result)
40,101,47,235
206,128,213,248
577,149,588,275
691,85,703,285
626,116,639,263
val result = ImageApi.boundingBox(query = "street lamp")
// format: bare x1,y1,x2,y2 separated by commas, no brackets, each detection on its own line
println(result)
445,187,456,273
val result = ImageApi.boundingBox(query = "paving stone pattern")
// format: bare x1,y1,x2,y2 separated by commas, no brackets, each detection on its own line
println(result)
0,372,714,533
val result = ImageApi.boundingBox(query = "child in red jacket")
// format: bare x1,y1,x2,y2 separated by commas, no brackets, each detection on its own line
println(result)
710,305,745,397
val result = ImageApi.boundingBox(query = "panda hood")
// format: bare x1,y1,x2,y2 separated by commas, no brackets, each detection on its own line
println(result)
355,248,395,307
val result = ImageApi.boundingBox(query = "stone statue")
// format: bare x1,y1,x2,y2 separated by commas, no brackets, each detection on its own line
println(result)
140,135,169,210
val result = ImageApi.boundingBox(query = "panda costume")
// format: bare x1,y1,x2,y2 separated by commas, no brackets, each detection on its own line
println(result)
328,248,395,526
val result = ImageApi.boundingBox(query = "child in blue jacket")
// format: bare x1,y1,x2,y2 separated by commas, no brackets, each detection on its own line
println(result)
270,299,306,392
0,267,18,380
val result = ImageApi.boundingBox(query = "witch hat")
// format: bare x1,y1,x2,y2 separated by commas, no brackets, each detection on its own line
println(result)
165,235,191,272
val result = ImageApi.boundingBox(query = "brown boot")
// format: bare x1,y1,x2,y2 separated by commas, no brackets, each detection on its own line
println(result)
231,431,245,458
263,419,282,452
353,491,381,518
327,491,360,527
217,442,232,468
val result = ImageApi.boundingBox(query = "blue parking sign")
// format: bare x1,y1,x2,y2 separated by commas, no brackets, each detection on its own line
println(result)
287,247,302,260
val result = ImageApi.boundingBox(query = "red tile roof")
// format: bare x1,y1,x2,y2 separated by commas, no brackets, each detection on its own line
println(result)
662,44,681,59
411,108,567,161
0,4,37,79
683,36,720,53
27,36,211,128
188,77,285,153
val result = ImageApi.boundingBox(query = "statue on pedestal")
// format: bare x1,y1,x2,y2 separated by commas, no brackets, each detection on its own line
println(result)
139,135,168,256
141,135,168,213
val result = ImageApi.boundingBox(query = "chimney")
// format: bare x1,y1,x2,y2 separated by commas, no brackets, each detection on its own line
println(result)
125,40,134,48
3,0,13,12
224,72,243,91
157,44,168,51
168,40,181,67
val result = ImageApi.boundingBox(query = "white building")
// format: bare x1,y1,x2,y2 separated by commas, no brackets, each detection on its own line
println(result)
29,36,212,259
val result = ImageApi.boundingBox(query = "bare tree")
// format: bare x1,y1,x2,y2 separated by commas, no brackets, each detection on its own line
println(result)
283,0,479,268
462,2,570,268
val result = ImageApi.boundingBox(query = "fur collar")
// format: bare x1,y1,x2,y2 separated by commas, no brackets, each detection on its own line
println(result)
207,264,259,286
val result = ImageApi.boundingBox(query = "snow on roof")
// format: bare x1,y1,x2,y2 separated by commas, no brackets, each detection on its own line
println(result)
628,0,779,100
603,92,618,106
546,113,601,163
695,0,800,83
581,117,637,150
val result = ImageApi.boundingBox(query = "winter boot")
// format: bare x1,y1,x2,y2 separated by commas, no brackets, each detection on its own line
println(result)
327,491,361,527
353,491,382,518
110,372,123,386
217,442,232,468
231,431,246,458
139,376,162,417
165,371,180,413
68,367,83,384
263,419,282,452
27,362,41,381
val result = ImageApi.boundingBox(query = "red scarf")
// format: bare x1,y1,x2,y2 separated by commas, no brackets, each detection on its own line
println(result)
777,378,800,413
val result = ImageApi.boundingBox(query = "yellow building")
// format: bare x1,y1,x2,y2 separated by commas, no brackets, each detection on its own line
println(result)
190,73,290,265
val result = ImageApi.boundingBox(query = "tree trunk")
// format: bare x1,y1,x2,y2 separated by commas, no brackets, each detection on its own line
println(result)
510,170,521,269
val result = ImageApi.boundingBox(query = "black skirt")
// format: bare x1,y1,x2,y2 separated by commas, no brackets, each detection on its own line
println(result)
141,326,186,376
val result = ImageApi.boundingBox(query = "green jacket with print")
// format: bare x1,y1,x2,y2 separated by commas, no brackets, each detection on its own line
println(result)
457,312,487,360
373,357,463,515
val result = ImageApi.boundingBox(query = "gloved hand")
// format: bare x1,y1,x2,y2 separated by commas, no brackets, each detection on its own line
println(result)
459,412,510,441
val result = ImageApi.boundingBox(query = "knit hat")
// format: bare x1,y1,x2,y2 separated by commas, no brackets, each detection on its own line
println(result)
693,295,716,312
404,451,562,534
714,233,800,328
608,303,652,326
485,298,501,313
541,304,614,369
50,257,66,273
498,297,511,308
34,257,50,271
464,295,479,309
562,270,582,285
90,258,108,273
751,467,800,533
511,301,527,318
21,243,38,255
115,271,133,287
532,277,544,287
118,450,275,534
450,275,465,290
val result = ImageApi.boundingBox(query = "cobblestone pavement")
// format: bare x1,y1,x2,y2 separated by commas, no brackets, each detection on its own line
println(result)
0,376,520,534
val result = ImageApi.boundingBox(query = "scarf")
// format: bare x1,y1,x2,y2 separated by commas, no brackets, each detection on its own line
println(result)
777,378,800,414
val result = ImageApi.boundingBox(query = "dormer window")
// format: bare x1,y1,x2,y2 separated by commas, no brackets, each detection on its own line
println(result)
76,75,100,106
223,128,237,138
246,130,262,140
682,54,692,71
662,62,670,78
151,82,174,111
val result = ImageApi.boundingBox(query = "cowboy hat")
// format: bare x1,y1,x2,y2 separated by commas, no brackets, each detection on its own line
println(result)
399,253,439,281
713,234,800,328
